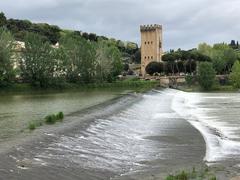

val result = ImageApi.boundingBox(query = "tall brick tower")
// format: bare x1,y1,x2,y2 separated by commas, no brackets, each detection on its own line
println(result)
140,24,163,76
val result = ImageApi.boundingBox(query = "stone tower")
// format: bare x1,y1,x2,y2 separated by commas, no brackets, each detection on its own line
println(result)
140,24,163,76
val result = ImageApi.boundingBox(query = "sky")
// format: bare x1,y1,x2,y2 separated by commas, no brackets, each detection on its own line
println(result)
0,0,240,51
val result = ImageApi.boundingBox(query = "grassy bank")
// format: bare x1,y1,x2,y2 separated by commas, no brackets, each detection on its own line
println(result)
165,167,217,180
0,79,158,94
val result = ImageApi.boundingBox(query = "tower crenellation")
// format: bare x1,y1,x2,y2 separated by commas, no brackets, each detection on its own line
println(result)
140,24,162,31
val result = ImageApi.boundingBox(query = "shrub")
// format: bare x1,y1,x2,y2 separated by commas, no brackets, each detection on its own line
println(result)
145,61,164,75
198,62,216,90
45,112,64,124
209,176,217,180
28,122,36,130
45,114,57,124
185,75,194,86
56,112,64,120
165,167,217,180
175,171,188,180
229,61,240,88
28,119,43,130
27,112,64,131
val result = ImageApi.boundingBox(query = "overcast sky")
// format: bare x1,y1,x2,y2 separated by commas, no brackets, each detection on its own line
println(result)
1,0,240,50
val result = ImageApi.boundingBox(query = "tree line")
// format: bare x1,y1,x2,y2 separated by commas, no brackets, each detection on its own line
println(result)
146,43,240,76
0,12,140,64
0,28,123,88
145,43,240,90
145,49,211,75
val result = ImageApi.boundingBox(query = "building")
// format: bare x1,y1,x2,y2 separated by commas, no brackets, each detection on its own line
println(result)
140,24,163,76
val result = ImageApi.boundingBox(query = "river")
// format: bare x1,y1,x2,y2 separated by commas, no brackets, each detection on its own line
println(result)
0,89,128,142
0,88,240,179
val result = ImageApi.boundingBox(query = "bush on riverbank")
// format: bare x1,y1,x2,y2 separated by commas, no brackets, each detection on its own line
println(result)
45,112,64,124
229,61,240,89
28,119,43,131
56,111,64,120
198,62,216,90
165,167,216,180
27,112,64,130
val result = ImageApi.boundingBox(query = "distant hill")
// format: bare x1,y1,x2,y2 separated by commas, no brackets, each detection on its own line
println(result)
0,12,141,64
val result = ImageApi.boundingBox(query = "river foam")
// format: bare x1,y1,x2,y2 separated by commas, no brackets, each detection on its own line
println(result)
169,89,240,163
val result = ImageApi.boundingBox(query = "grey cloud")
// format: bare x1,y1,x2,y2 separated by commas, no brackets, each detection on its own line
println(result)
0,0,240,50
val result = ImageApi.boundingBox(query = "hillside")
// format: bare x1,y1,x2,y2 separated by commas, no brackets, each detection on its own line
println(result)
0,12,141,65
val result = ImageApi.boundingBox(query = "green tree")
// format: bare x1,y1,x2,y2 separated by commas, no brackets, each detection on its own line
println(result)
132,49,141,64
109,45,123,79
198,62,216,90
162,53,176,74
88,33,97,41
145,61,164,75
198,43,212,57
229,61,240,88
95,41,113,82
31,23,61,44
95,40,123,82
21,33,57,87
60,34,96,83
0,12,7,27
0,28,15,87
198,43,238,74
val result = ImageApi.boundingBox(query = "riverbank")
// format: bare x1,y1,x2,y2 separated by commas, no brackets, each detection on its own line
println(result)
0,80,158,94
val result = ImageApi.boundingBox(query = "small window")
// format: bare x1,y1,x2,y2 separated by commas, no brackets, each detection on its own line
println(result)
148,56,150,59
151,41,153,44
145,56,147,59
145,42,147,45
148,42,150,44
151,56,153,59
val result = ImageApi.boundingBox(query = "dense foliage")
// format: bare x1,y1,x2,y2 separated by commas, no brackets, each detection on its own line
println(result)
0,12,128,88
59,33,96,84
0,28,15,87
229,61,240,88
161,42,240,77
198,43,239,74
145,62,164,75
0,12,138,64
198,62,216,90
21,33,62,87
158,49,210,75
19,32,124,88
